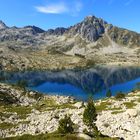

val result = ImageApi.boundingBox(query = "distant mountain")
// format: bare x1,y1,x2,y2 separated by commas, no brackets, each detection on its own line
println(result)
0,16,140,48
0,15,139,71
23,26,45,34
0,20,8,29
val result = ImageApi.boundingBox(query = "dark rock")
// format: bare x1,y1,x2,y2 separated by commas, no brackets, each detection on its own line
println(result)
23,26,45,34
46,27,67,35
68,15,107,41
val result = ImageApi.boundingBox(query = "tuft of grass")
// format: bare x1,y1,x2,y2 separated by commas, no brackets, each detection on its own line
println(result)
95,101,112,112
137,98,140,102
0,133,118,140
111,110,124,114
35,98,76,112
0,133,85,140
109,107,122,111
123,101,136,109
96,137,118,140
5,106,32,119
0,122,17,130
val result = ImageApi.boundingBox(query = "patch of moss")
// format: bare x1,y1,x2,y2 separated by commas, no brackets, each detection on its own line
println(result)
0,122,17,130
0,133,85,140
54,104,76,109
137,98,140,102
5,106,32,119
35,98,76,112
95,101,112,112
0,133,119,140
123,101,136,109
18,120,30,125
0,112,12,119
111,110,124,114
34,98,56,111
96,137,118,140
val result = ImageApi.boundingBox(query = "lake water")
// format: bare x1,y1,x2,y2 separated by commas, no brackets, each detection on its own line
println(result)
1,66,140,100
31,77,140,100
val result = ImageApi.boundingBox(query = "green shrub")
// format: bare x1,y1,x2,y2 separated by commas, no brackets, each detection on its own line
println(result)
115,92,125,99
58,115,74,134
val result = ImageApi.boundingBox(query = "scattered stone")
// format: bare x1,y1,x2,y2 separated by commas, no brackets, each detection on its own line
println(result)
78,133,92,140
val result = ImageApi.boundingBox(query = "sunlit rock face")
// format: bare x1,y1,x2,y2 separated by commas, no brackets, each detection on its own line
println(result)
67,15,107,42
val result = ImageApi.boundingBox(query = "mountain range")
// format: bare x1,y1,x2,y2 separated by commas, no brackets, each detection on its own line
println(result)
0,15,140,71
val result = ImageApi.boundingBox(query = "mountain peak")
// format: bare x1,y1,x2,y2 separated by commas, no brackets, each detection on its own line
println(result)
0,20,8,29
23,25,45,34
84,15,96,21
68,15,108,42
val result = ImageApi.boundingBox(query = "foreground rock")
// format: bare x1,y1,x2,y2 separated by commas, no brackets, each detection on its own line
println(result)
0,82,140,140
96,91,140,140
0,83,87,138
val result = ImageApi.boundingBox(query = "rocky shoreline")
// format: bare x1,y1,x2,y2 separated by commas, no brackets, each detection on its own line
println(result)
0,83,140,140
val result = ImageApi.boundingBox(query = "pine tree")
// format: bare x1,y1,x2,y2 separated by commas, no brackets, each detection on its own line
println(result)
106,89,112,98
58,115,74,134
83,98,99,137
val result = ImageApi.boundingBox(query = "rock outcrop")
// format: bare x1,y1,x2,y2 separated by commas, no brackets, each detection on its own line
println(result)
68,15,107,42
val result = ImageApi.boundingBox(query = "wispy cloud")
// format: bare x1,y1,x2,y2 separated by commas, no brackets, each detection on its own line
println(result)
35,0,83,16
35,3,68,14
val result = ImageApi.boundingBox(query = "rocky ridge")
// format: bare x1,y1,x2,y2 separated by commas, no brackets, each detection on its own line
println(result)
0,15,140,71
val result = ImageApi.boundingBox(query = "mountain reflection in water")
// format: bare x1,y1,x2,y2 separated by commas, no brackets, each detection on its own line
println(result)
0,66,140,100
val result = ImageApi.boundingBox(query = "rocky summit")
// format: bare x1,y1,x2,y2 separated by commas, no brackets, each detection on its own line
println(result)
0,15,140,71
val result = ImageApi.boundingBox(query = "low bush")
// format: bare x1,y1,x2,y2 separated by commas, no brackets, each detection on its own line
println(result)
115,92,125,99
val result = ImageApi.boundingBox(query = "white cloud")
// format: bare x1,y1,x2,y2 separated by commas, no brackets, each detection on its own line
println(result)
35,3,68,14
35,1,83,16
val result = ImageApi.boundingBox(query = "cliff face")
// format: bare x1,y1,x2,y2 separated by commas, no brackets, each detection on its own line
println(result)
67,16,107,42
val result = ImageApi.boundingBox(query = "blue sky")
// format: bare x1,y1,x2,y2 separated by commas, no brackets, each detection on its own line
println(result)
0,0,140,32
